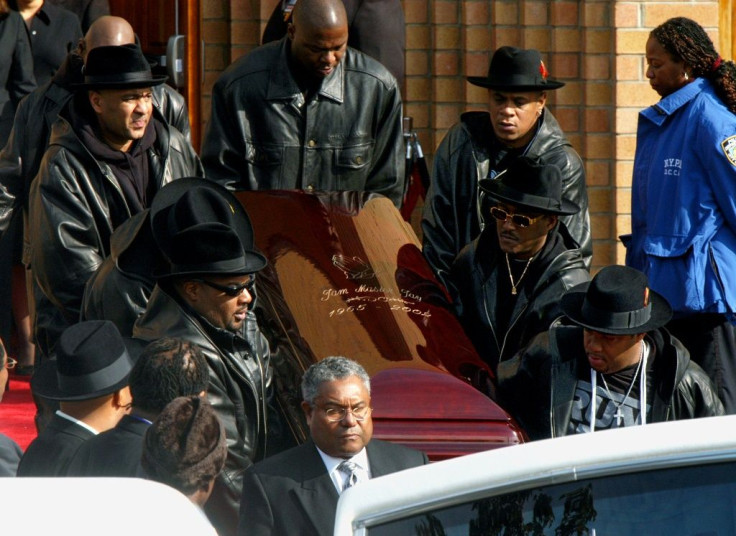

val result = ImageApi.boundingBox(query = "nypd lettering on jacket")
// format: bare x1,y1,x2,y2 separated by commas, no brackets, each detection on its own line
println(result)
663,158,682,175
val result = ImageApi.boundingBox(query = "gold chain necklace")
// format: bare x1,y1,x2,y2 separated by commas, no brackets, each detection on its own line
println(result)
505,253,534,295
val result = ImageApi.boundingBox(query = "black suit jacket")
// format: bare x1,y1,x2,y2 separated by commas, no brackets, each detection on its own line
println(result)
238,439,428,535
17,413,95,476
65,414,149,476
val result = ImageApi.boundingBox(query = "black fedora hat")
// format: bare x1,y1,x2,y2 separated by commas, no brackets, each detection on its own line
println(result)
75,44,167,90
467,46,565,91
561,266,673,335
150,178,267,278
479,156,579,215
32,321,140,401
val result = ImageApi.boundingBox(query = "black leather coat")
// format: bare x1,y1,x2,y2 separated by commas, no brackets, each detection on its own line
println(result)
0,52,192,248
28,104,202,357
422,110,591,289
133,284,273,535
201,39,405,207
449,227,589,374
497,324,725,440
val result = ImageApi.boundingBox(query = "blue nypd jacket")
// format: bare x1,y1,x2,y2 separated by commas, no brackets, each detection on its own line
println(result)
626,78,736,319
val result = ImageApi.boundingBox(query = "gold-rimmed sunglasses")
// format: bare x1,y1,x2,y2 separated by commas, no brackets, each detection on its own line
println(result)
489,206,545,228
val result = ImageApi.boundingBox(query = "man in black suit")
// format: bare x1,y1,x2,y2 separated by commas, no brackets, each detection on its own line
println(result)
237,356,428,535
17,320,138,476
67,337,209,476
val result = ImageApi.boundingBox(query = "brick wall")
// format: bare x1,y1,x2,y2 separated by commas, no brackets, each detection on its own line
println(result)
199,0,722,271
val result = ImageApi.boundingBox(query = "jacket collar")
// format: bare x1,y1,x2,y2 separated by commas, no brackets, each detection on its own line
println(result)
267,38,345,104
460,108,570,160
642,78,707,125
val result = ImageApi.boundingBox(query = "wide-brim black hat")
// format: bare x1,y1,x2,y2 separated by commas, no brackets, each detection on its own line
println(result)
150,178,267,278
74,44,167,90
31,321,142,401
480,156,579,215
468,46,565,91
561,266,673,335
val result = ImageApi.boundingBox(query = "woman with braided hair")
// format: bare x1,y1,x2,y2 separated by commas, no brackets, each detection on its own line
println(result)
626,16,736,414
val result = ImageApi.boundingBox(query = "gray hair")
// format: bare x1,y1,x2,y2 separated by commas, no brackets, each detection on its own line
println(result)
301,356,371,404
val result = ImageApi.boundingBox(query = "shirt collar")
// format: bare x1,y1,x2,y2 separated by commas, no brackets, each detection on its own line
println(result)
56,409,99,435
316,445,370,491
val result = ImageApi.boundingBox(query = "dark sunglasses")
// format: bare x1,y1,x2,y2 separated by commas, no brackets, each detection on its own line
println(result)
489,206,545,228
193,276,255,297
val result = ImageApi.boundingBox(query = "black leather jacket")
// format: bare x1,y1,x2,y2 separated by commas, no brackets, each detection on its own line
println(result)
497,324,725,440
29,103,202,357
422,110,591,289
201,38,405,207
133,284,272,535
0,52,192,250
449,227,589,374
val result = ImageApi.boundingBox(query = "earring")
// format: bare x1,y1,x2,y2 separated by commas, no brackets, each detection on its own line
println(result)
684,72,689,81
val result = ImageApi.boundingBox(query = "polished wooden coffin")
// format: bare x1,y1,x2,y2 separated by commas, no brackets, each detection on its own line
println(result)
236,191,526,460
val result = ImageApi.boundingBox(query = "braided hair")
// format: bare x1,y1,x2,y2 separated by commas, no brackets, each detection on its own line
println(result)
651,17,736,114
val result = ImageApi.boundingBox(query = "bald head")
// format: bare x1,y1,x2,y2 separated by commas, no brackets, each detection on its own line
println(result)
82,16,136,60
288,0,348,83
291,0,348,31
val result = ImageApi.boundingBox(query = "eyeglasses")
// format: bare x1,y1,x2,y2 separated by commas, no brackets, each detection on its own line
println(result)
489,206,545,228
193,276,255,297
4,356,16,370
318,404,372,422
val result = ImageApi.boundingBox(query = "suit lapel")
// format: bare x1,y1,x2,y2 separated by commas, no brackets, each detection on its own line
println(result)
366,441,391,477
291,442,340,535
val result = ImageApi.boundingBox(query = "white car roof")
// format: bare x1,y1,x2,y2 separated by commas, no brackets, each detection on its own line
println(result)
334,415,736,535
0,478,217,535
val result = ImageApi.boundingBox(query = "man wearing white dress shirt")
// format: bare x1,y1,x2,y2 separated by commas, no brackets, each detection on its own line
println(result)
237,356,428,535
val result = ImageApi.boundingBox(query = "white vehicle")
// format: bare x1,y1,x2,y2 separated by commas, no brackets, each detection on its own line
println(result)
334,415,736,535
1,478,217,535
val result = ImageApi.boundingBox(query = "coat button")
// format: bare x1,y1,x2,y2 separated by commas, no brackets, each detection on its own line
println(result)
308,140,316,148
355,156,363,164
306,184,315,191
